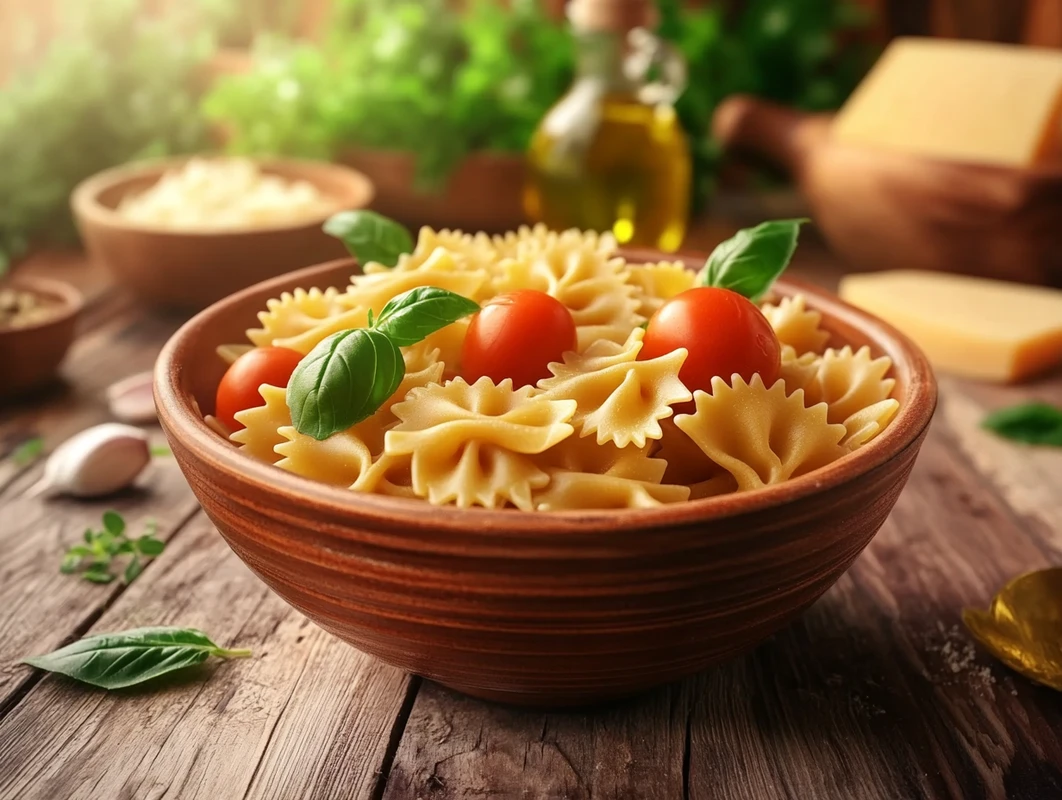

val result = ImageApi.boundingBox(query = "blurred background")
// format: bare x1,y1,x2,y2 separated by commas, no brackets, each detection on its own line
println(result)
3,0,1062,271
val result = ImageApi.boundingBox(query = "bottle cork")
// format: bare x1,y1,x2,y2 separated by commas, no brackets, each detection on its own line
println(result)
567,0,659,32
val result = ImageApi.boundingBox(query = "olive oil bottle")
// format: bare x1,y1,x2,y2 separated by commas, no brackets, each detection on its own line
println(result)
524,0,691,252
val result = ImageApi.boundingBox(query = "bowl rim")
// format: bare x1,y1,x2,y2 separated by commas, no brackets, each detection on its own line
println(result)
70,155,376,237
154,256,938,534
0,274,83,335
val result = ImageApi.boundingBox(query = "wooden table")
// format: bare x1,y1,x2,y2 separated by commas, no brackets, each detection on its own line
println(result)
1,244,1061,800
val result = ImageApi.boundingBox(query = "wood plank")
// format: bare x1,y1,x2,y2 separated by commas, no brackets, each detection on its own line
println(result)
383,680,689,799
0,513,413,800
0,430,199,708
687,411,1062,799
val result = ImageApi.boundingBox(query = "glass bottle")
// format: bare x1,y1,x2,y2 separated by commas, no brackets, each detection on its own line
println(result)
524,0,691,252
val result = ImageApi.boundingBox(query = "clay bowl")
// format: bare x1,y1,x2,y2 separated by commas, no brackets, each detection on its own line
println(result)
71,156,375,311
713,95,1062,287
0,275,82,400
154,257,937,708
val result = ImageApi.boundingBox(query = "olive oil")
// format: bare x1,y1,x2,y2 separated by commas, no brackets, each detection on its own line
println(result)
524,2,690,252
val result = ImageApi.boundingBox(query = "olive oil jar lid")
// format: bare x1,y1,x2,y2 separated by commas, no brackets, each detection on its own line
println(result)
567,0,659,33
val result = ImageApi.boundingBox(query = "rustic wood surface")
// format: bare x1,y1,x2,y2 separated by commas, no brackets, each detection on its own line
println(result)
1,239,1061,800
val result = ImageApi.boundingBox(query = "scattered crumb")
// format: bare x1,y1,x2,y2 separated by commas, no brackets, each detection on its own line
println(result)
922,623,995,694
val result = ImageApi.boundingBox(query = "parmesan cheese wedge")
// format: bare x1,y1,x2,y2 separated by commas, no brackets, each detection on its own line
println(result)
832,38,1062,167
838,270,1062,383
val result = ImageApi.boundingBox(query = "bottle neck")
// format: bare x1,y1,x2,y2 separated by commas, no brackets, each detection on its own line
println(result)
573,28,636,93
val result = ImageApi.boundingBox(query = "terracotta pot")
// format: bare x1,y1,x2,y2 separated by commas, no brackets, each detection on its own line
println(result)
71,156,375,311
0,275,82,400
712,95,1062,287
154,255,937,708
339,149,528,234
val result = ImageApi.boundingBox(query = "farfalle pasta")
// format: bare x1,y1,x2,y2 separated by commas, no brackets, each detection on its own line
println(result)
206,217,902,511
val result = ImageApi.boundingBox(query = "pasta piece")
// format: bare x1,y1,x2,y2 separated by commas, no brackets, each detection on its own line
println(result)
230,384,290,465
840,399,900,450
688,473,740,500
539,436,667,482
344,249,489,313
352,452,416,498
496,232,639,349
656,418,724,486
246,287,346,348
364,226,496,275
275,424,376,487
675,375,848,491
216,343,253,365
626,261,695,318
778,345,820,395
538,327,691,448
802,346,897,426
273,305,370,355
492,224,616,260
386,377,577,510
414,318,470,378
534,472,690,511
761,295,830,356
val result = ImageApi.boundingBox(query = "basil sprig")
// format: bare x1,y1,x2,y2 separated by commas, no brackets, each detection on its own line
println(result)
323,210,414,268
982,403,1062,446
22,626,251,690
700,218,808,302
287,286,479,440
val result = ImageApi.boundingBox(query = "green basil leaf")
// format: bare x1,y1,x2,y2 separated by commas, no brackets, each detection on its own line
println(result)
287,328,405,441
102,511,125,537
83,528,94,544
60,550,88,574
124,557,143,584
136,536,166,557
982,403,1062,447
11,437,43,467
83,567,115,584
323,210,413,268
700,218,808,302
21,626,252,690
372,287,480,346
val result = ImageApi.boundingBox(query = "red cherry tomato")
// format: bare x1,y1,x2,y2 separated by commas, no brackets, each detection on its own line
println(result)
639,287,781,395
216,346,303,431
462,290,577,388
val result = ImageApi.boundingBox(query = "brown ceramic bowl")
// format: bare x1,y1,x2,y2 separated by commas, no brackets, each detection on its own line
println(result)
71,156,375,310
0,275,82,400
154,257,937,708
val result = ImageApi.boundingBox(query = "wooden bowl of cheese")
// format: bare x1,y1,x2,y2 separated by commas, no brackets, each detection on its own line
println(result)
72,157,375,310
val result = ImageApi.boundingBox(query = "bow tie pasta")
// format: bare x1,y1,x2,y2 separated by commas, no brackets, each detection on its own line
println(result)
209,223,900,511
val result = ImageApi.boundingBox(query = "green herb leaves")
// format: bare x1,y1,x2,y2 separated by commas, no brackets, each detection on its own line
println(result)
287,329,405,440
701,219,808,302
21,627,251,690
324,210,414,268
287,286,479,440
11,437,43,467
373,286,481,346
982,403,1062,447
61,512,166,585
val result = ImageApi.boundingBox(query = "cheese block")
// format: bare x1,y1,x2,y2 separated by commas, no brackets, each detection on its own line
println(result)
838,270,1062,383
832,38,1062,167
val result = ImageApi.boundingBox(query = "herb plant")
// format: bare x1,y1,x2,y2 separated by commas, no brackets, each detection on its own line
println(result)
22,626,251,690
61,511,166,585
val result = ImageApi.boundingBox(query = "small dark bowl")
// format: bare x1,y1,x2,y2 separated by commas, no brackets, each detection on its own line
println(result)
154,257,936,708
0,275,82,400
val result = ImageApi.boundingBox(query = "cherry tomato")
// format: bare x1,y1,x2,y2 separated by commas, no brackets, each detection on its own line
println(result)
462,290,577,388
639,287,781,394
216,346,303,431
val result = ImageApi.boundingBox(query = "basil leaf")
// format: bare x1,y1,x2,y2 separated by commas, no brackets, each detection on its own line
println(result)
102,510,125,537
701,218,808,302
137,536,166,556
287,328,405,440
21,627,252,690
982,403,1062,447
83,567,115,584
11,437,43,467
373,287,480,346
123,557,143,584
323,210,413,268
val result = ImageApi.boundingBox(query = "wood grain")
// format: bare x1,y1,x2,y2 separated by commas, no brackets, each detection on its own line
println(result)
0,513,413,800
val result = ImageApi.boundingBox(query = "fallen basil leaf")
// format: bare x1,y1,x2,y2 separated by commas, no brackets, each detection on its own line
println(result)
83,567,116,584
373,286,480,346
982,403,1062,447
287,328,405,440
102,510,125,537
11,437,43,467
136,536,166,557
323,210,413,268
124,557,143,584
701,218,808,302
21,626,252,690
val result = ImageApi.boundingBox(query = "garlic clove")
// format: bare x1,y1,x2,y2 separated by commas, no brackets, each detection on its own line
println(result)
27,423,151,499
106,371,157,424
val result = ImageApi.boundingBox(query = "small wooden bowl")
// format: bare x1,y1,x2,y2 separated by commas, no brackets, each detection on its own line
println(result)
71,157,375,310
0,275,82,399
713,95,1062,287
154,258,936,708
